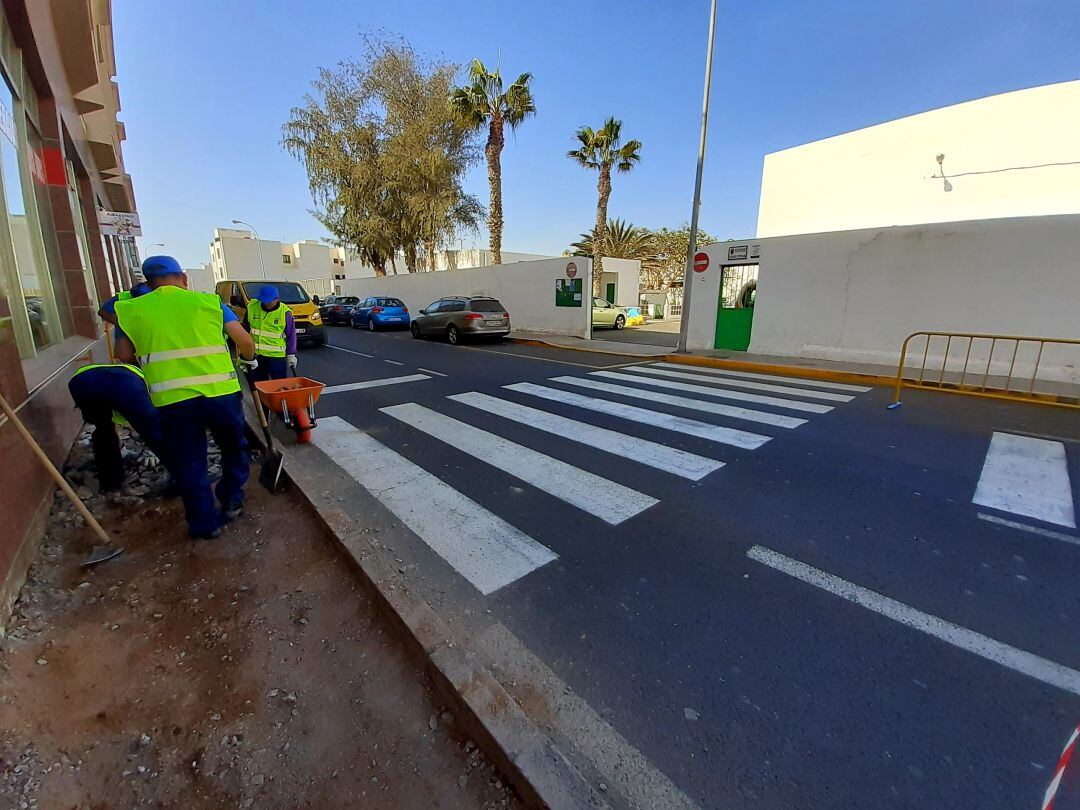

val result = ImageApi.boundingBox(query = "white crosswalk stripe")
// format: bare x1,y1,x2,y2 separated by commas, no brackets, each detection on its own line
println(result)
450,391,724,481
321,373,431,395
649,362,873,393
505,382,771,449
589,370,832,415
311,416,557,595
626,366,855,402
554,374,808,427
381,402,658,525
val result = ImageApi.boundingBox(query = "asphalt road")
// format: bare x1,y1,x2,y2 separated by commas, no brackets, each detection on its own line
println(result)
293,324,1080,808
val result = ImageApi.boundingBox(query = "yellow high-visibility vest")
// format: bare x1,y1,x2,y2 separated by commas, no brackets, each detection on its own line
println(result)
248,302,288,358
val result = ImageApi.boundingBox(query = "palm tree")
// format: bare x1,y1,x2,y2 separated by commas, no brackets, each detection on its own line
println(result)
570,218,653,261
449,59,536,265
567,118,642,293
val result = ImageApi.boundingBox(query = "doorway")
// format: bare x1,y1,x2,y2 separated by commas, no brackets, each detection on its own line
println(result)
714,263,758,350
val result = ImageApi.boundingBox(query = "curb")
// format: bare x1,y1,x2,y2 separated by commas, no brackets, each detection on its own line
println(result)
506,336,895,387
241,402,606,810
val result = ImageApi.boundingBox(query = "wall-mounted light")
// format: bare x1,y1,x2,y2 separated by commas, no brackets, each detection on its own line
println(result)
936,153,953,192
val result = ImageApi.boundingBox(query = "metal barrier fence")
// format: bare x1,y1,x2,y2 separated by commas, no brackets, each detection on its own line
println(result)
890,331,1080,409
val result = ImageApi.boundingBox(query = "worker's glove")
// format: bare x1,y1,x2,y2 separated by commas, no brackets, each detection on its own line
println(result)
238,356,258,371
287,354,298,369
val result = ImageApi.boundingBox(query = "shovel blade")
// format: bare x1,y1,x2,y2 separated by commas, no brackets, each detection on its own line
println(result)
258,449,285,493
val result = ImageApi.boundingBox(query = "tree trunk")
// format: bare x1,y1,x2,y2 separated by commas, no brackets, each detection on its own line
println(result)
486,116,505,265
404,243,418,273
592,165,612,296
426,241,437,273
390,255,398,275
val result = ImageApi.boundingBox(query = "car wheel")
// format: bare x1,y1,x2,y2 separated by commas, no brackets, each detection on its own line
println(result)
368,318,377,332
447,324,459,345
614,314,626,330
313,334,326,347
410,322,422,339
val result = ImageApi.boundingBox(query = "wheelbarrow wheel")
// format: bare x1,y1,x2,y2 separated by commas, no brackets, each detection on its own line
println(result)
292,407,313,444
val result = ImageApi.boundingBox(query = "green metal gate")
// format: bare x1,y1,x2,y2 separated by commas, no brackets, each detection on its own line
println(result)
714,263,758,350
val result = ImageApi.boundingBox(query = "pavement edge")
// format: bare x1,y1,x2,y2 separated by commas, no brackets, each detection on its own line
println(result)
241,401,606,810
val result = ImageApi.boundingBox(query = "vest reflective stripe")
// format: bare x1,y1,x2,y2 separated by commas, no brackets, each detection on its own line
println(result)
248,304,288,358
149,371,238,394
71,362,145,380
138,345,230,365
115,286,241,407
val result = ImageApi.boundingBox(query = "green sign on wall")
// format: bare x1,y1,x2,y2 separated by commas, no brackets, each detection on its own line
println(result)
555,278,582,307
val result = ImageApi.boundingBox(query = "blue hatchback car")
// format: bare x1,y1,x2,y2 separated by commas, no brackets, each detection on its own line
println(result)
350,296,410,331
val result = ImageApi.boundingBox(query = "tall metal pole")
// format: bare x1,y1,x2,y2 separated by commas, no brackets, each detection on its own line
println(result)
232,219,268,280
676,0,718,354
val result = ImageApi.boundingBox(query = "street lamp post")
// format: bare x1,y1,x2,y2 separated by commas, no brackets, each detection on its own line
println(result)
232,219,268,280
676,0,718,354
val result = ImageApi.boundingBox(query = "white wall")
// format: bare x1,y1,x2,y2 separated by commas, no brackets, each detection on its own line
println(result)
184,265,216,293
338,257,592,338
686,216,1080,382
758,81,1080,238
600,258,641,307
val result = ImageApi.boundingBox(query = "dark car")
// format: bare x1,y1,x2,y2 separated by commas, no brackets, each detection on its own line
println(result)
319,295,359,325
350,297,410,331
410,296,510,345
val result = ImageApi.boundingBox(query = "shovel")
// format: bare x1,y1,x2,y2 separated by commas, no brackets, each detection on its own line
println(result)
243,368,285,493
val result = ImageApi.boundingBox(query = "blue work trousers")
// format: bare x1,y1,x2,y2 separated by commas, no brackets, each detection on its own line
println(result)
68,366,166,491
157,392,249,537
249,355,288,383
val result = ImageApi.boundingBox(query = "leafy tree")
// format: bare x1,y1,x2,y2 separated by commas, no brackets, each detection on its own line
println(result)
449,60,536,265
567,118,642,294
644,226,717,289
284,36,482,274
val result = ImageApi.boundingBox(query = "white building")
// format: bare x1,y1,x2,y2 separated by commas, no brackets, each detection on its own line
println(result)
757,80,1080,237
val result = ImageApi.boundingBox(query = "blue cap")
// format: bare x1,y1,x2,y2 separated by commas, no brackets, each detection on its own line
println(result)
256,284,280,305
141,255,184,279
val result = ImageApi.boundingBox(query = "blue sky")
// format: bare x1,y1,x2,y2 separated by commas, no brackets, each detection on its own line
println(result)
113,0,1079,268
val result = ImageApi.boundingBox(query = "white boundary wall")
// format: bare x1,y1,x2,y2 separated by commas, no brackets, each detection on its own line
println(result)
685,215,1080,382
338,257,592,338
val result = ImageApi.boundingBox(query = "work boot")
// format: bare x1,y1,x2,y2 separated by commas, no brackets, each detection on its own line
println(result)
190,527,223,541
221,502,244,523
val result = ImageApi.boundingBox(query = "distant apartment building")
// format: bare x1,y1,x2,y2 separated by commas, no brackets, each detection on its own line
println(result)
209,227,553,295
757,80,1080,237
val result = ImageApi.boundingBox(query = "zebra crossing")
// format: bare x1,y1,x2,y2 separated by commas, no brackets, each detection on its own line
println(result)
311,362,873,595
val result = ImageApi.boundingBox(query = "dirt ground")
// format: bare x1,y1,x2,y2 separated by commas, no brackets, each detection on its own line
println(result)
0,434,520,809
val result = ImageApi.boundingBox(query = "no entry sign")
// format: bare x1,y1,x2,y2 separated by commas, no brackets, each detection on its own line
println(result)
693,252,709,273
565,262,578,279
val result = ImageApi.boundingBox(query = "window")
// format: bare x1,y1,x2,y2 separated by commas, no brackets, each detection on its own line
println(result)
377,298,404,307
282,254,292,264
229,282,243,307
445,299,466,312
424,300,442,314
242,281,309,304
594,297,610,308
469,299,504,312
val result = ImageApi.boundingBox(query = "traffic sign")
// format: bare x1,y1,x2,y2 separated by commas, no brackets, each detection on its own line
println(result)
693,252,709,273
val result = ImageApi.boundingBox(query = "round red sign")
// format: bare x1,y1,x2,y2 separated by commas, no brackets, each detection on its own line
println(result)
693,252,709,273
566,262,578,279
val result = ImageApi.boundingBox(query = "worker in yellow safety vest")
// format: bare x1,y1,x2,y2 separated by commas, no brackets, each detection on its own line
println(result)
245,284,297,382
115,255,256,540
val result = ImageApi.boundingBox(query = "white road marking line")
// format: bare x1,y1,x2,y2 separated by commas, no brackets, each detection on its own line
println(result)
312,417,556,595
748,545,1080,697
977,513,1080,548
450,391,723,481
588,370,830,415
627,366,854,402
973,432,1076,528
507,382,771,449
650,361,872,392
557,374,807,428
417,367,448,377
320,374,431,395
326,345,374,358
381,402,658,525
384,359,405,366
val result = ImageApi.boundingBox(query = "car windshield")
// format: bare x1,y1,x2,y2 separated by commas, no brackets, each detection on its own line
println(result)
242,282,309,304
376,298,404,307
337,297,359,305
470,299,505,313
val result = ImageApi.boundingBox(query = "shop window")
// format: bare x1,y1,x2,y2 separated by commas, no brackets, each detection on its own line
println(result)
282,254,292,264
65,160,100,315
0,76,65,357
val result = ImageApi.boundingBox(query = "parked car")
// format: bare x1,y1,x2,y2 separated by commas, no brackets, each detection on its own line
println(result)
592,297,627,330
318,295,360,325
217,279,325,347
410,296,510,344
351,296,410,331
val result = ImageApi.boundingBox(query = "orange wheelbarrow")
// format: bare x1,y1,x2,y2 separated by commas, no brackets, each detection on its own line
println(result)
253,376,326,444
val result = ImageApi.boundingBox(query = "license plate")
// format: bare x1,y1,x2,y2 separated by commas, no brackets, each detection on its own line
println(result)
485,320,503,326
386,317,401,321
296,327,307,334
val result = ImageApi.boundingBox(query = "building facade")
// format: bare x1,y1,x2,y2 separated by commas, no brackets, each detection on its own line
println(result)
757,80,1080,237
0,1,138,623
